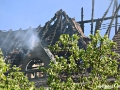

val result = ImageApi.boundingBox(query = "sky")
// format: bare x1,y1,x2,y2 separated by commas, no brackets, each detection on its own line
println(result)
0,0,120,39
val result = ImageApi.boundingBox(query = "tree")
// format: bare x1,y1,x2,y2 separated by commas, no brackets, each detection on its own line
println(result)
46,30,120,90
0,49,35,90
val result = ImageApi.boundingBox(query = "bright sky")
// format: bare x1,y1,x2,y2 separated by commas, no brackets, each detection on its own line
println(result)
0,0,120,39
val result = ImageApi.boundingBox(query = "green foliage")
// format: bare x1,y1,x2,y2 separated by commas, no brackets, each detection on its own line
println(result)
47,30,120,90
0,49,36,90
0,30,120,90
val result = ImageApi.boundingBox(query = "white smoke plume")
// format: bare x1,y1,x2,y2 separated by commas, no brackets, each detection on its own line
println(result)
24,28,40,50
12,27,40,55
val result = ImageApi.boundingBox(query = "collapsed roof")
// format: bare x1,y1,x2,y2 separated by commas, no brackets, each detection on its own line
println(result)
39,9,90,47
112,27,120,54
0,9,90,56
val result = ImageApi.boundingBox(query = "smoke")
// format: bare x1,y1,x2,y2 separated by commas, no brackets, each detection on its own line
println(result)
0,27,40,56
23,28,40,50
19,28,40,55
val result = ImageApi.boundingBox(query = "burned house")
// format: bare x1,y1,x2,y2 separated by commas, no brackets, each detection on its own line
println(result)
0,9,90,80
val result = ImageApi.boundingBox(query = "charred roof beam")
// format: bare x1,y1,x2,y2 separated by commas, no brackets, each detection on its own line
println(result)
106,4,120,38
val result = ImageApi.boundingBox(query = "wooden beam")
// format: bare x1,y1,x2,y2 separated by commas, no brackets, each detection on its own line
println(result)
78,15,120,24
115,0,118,34
106,4,120,37
99,0,113,28
91,0,94,34
81,7,84,33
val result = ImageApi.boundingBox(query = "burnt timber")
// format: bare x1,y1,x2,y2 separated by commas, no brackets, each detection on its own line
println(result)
0,9,90,86
78,0,120,38
39,9,90,47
